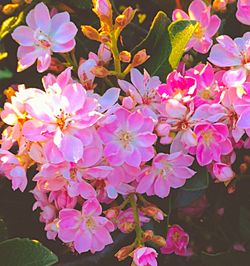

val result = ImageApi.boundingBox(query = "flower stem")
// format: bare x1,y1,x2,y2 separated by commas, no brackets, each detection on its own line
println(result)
129,194,143,246
110,30,122,78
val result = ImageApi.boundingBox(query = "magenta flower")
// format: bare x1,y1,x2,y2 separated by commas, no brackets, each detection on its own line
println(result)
209,33,250,87
12,3,77,72
157,70,196,102
58,198,114,253
137,152,195,198
133,247,158,266
98,107,157,167
212,162,235,182
172,0,221,54
236,0,250,26
161,225,189,256
194,122,233,166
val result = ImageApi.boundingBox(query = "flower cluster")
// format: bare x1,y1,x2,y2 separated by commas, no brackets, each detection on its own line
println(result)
1,0,250,265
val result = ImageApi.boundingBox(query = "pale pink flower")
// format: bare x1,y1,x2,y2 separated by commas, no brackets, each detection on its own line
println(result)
133,247,158,266
58,198,114,253
212,162,235,181
137,152,195,198
12,3,77,72
118,68,161,120
172,0,221,53
22,73,102,163
161,225,189,256
0,149,27,192
193,122,233,166
98,107,157,167
208,33,250,87
236,0,250,26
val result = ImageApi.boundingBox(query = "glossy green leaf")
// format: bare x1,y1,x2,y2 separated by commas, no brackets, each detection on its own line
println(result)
134,11,198,80
0,12,24,40
182,162,209,191
0,69,13,80
0,238,58,266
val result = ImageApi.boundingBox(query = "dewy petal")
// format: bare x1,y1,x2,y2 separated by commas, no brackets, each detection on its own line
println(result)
82,198,102,216
12,26,34,46
51,22,77,44
127,111,144,132
193,37,212,54
125,147,141,167
34,2,51,33
60,134,83,162
223,67,247,87
17,46,38,70
237,110,250,129
52,39,76,53
206,15,221,37
137,132,157,147
98,87,120,112
26,9,37,29
154,177,170,198
188,0,209,26
78,181,96,199
74,231,92,253
37,52,51,73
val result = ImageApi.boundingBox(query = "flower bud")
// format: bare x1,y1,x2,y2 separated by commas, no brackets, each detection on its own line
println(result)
141,205,165,221
151,235,167,247
142,230,154,241
2,4,19,15
119,51,131,63
81,25,100,41
122,96,135,110
243,155,250,164
48,57,65,73
99,31,111,43
115,244,135,261
240,163,248,174
104,207,120,220
91,65,110,77
92,0,112,26
131,49,150,67
4,87,16,102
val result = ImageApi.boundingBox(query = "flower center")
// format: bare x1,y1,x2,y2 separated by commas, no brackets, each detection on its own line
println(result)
193,25,204,39
117,130,134,148
201,130,214,145
172,231,180,242
55,109,72,130
86,216,96,230
35,30,51,49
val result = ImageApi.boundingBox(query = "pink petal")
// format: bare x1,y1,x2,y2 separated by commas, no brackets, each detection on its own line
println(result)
51,22,77,44
154,177,170,198
60,134,83,162
52,39,76,53
12,26,34,46
34,3,51,33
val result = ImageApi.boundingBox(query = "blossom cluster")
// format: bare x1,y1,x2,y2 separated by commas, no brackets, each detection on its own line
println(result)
1,0,250,265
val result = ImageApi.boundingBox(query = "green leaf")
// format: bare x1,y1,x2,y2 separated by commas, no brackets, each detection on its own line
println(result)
134,11,198,80
0,238,58,266
0,218,8,243
182,162,209,191
173,189,205,209
240,207,250,241
0,68,13,80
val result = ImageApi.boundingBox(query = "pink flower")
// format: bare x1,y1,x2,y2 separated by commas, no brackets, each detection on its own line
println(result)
212,162,235,181
161,225,189,256
208,33,250,87
12,3,77,72
133,247,158,266
118,68,161,121
0,149,27,192
58,198,114,253
194,122,233,166
157,70,196,102
172,0,221,53
137,152,195,198
236,0,250,25
98,107,157,167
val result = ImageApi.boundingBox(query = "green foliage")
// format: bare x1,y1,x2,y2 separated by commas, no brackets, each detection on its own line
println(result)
0,68,13,80
134,11,198,80
0,238,58,266
182,163,209,191
0,218,8,243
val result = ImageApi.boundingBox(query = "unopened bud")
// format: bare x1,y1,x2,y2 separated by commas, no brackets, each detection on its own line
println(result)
141,205,165,221
131,49,150,67
2,4,19,15
243,155,250,165
92,0,112,26
99,31,111,43
91,65,110,77
115,244,135,261
48,57,65,73
119,51,131,63
212,0,227,12
4,87,16,102
142,230,154,241
81,25,100,41
240,163,248,174
118,222,135,234
151,235,166,247
104,207,120,220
